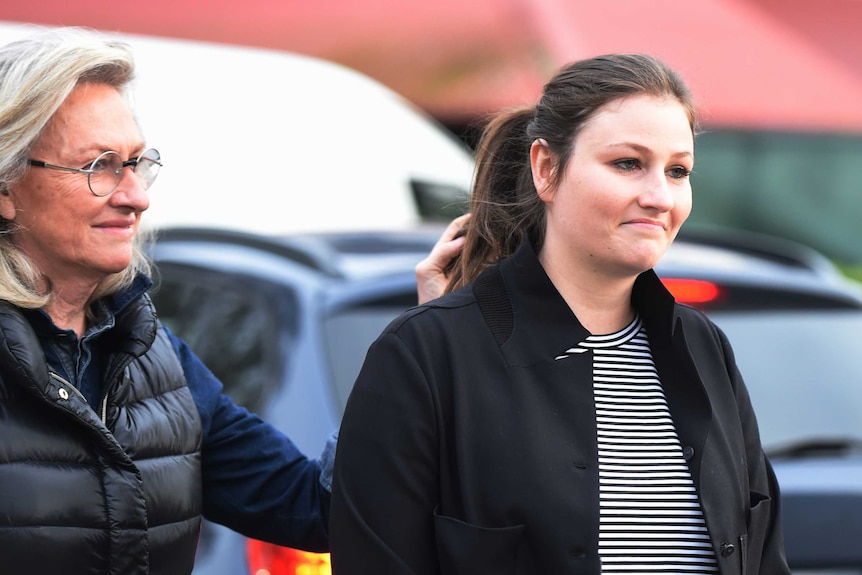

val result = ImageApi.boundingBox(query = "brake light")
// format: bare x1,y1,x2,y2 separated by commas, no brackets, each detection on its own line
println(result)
661,278,723,305
246,539,331,575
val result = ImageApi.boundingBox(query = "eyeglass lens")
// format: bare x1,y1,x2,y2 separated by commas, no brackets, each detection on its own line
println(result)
88,148,161,196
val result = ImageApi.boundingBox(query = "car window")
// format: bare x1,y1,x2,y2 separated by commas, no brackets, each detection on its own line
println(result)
150,264,299,414
709,309,862,452
321,294,417,412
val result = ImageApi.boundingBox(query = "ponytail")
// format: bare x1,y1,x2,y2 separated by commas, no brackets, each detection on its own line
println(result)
447,107,547,292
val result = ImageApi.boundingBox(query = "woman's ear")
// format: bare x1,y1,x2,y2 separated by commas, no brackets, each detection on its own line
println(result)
530,139,556,203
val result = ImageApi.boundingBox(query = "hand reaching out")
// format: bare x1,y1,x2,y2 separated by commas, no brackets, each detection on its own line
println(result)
415,213,471,304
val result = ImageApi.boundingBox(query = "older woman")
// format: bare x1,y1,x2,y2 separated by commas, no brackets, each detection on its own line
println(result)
0,26,459,575
0,26,330,574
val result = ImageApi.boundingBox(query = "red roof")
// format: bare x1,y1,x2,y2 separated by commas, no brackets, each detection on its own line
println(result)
3,0,862,132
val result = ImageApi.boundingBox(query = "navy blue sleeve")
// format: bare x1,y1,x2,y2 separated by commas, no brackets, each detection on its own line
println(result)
166,327,331,552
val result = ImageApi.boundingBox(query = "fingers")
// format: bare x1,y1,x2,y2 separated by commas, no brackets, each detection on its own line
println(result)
437,213,471,244
424,213,470,272
415,213,471,304
432,234,465,263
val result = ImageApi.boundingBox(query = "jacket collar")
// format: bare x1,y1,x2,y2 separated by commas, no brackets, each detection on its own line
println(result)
1,274,159,387
477,240,678,366
632,264,677,348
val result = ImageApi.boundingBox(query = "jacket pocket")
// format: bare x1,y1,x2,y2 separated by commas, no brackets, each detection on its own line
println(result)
742,490,772,575
434,509,526,575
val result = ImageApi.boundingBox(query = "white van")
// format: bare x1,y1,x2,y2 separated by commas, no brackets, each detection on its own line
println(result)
0,22,475,234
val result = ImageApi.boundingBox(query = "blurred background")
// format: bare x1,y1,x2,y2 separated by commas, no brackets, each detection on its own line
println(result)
3,0,862,268
4,5,862,574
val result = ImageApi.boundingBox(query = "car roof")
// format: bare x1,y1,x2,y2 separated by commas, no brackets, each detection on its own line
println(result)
151,225,442,281
152,225,862,309
658,228,862,310
0,21,476,235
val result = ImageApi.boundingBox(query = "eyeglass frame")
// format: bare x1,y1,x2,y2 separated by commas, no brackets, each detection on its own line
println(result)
26,148,162,197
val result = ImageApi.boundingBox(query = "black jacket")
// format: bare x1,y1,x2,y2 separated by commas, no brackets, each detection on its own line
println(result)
331,240,790,574
0,294,203,575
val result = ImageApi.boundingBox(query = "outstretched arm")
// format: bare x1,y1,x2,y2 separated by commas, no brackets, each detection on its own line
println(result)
169,330,330,551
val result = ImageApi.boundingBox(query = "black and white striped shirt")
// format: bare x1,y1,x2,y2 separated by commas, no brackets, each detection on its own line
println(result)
557,316,719,573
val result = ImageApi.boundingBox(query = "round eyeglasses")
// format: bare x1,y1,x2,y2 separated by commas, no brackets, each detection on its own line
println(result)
27,148,162,197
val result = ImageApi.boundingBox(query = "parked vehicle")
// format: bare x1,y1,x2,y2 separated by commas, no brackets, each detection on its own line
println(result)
148,226,862,575
0,21,475,234
149,227,440,575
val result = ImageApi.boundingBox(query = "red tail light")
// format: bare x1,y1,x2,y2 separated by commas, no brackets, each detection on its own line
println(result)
661,278,723,305
246,539,331,575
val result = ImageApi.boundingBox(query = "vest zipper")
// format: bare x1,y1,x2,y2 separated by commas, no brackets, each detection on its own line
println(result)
100,392,109,424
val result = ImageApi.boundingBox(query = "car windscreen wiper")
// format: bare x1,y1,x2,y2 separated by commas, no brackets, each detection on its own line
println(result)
767,438,862,459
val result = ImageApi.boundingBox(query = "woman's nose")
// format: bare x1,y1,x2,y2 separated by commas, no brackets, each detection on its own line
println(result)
639,172,674,211
109,166,150,212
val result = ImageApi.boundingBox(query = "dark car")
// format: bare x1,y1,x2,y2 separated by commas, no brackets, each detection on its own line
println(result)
147,226,862,575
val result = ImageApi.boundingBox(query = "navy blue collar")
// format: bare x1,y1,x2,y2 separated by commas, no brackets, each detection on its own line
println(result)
24,274,153,339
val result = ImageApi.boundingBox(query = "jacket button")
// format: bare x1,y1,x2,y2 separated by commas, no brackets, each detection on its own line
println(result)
58,388,69,400
682,446,695,461
720,542,735,557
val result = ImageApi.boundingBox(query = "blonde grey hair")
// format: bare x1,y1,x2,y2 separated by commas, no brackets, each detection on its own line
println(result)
0,26,152,311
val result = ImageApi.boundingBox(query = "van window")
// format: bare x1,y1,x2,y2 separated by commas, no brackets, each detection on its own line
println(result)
150,264,299,413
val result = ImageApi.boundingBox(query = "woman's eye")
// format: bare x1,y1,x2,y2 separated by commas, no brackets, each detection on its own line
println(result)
91,158,121,174
84,158,109,172
668,166,691,179
613,159,639,171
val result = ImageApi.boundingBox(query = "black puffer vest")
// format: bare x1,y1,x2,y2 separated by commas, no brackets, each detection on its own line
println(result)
0,294,203,575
